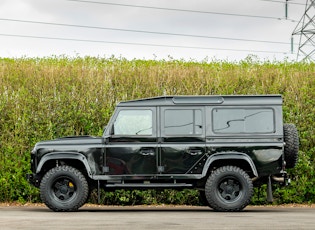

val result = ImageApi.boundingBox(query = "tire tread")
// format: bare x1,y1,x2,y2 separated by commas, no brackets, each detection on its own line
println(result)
283,123,299,169
40,165,89,212
205,165,253,212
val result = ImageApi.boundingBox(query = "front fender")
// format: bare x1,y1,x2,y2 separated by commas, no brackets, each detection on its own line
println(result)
36,152,93,178
202,152,258,177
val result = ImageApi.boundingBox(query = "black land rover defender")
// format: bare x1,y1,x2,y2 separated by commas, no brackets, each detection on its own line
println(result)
27,95,299,212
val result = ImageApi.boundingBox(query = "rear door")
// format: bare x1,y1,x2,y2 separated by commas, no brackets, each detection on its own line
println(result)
159,106,206,175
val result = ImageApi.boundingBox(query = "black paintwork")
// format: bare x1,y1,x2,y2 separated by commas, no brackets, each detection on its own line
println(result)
27,95,286,189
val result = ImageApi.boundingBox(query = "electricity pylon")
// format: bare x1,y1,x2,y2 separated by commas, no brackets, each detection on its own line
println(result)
292,0,315,62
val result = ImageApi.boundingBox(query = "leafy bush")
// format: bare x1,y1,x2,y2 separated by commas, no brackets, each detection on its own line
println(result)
0,56,314,205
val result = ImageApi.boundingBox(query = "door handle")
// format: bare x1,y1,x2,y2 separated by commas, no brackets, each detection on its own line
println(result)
140,149,155,156
188,150,203,156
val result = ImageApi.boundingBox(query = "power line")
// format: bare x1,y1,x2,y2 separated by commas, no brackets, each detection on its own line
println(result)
0,18,293,46
0,33,290,54
66,0,299,22
259,0,306,5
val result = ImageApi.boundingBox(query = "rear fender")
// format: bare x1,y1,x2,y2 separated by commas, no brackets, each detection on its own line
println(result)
202,152,258,177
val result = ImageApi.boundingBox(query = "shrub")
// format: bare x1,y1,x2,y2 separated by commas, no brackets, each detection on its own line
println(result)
0,56,314,204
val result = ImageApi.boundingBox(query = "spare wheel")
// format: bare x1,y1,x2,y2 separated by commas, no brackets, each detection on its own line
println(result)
283,123,299,169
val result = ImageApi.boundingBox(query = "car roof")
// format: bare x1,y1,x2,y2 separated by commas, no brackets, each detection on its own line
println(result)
117,95,282,107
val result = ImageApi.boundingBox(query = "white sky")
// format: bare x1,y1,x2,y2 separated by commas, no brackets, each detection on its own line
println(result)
0,0,308,62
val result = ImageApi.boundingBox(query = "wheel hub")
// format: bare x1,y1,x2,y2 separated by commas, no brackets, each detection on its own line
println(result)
53,179,75,201
60,185,69,194
219,179,240,201
226,185,234,194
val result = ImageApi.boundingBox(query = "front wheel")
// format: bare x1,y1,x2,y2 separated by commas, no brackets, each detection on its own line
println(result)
205,166,253,212
40,165,89,212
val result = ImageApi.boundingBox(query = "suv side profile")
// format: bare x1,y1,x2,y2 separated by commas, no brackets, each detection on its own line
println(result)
27,95,299,212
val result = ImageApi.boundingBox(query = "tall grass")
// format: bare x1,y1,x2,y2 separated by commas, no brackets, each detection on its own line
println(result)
0,56,314,204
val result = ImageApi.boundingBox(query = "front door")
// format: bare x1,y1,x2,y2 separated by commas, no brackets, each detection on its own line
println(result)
105,107,158,176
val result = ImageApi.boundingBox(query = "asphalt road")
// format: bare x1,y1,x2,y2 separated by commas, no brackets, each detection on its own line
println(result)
0,204,314,229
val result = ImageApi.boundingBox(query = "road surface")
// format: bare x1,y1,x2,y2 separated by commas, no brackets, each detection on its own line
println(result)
0,204,314,229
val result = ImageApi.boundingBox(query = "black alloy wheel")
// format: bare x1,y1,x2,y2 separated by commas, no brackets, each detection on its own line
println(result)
40,165,89,212
205,165,253,212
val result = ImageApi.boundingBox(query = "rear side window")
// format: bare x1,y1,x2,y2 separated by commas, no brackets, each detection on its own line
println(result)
212,108,275,134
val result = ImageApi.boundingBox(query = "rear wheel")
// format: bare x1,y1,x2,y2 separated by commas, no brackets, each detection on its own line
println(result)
40,165,89,212
205,166,253,212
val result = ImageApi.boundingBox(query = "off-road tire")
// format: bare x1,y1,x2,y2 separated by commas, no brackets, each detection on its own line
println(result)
283,123,299,169
205,166,253,212
40,165,89,212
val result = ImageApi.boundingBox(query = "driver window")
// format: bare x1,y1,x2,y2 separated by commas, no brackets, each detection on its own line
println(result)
113,110,152,136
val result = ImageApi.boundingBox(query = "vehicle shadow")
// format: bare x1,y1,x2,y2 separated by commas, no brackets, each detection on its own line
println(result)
77,206,301,213
25,205,311,213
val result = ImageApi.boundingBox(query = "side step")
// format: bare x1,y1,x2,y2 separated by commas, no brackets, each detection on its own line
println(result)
105,183,193,189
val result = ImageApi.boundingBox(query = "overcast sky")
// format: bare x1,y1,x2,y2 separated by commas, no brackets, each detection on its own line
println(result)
0,0,307,62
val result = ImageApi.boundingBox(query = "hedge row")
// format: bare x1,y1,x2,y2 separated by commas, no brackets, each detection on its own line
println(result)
0,56,314,205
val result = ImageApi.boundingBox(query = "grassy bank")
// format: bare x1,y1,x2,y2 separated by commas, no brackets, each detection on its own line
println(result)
0,56,314,205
